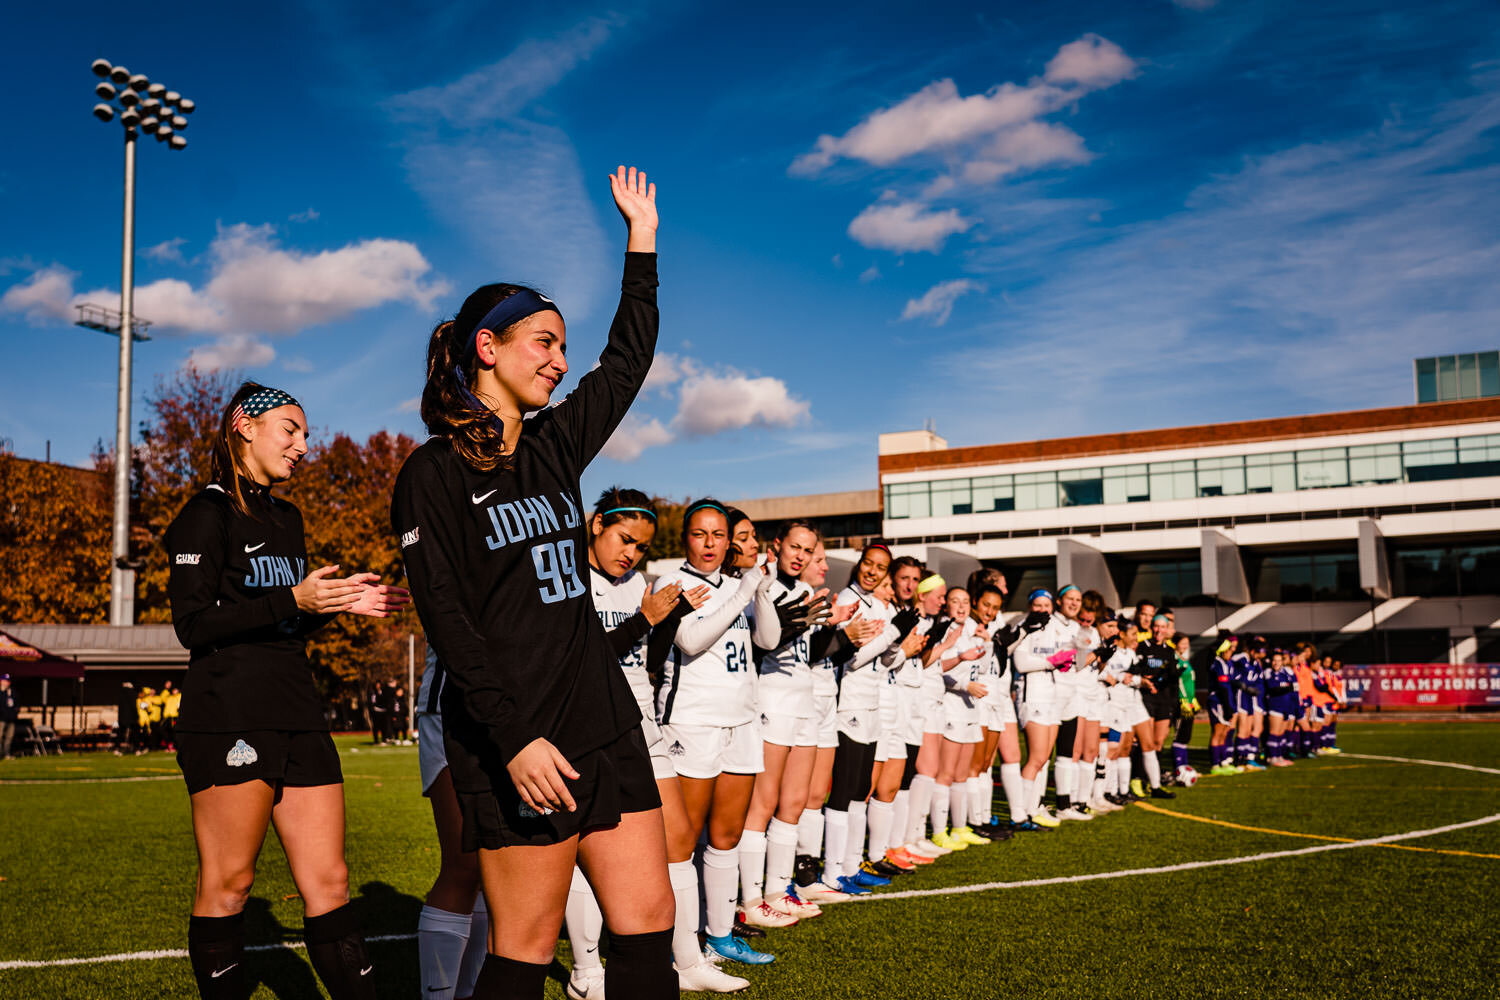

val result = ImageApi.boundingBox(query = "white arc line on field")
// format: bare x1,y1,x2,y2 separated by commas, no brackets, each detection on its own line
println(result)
834,810,1500,905
1340,753,1500,776
0,775,179,786
0,934,416,971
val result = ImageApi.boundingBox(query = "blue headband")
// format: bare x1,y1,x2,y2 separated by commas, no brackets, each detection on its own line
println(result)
465,290,562,360
1028,588,1053,602
602,506,656,520
685,501,727,518
233,387,299,421
1057,584,1080,598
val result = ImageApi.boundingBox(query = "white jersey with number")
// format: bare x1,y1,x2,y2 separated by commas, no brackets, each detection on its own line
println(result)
756,576,816,718
655,566,756,728
835,583,896,713
589,566,653,725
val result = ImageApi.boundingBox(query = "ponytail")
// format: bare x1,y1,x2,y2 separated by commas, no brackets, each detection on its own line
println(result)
210,381,268,517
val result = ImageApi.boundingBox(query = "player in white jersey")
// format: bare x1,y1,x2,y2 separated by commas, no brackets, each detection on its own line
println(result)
868,556,931,873
902,573,954,857
928,587,990,852
738,522,844,926
1045,586,1091,821
820,543,901,896
1011,589,1074,828
963,581,1016,840
650,500,780,967
1070,594,1121,815
415,649,490,1000
1101,622,1151,805
561,490,748,996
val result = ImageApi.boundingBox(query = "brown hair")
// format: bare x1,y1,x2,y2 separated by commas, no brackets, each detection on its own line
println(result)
421,283,545,472
210,381,270,517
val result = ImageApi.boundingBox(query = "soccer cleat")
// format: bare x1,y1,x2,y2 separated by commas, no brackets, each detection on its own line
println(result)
930,830,968,852
706,934,775,966
1057,807,1093,821
1150,787,1177,799
1244,761,1267,771
868,858,907,877
1090,796,1122,813
797,880,851,903
1326,747,1342,755
1129,778,1145,797
1209,764,1238,776
731,919,766,939
566,967,606,1000
676,959,751,993
966,823,1002,840
852,863,891,887
886,847,926,868
953,825,989,846
834,875,873,895
739,899,798,928
978,821,1014,840
1011,819,1050,833
1031,808,1061,828
776,890,822,918
905,840,943,858
914,837,951,856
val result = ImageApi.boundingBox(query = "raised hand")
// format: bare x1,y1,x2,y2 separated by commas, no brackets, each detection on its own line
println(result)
609,165,657,253
343,573,412,618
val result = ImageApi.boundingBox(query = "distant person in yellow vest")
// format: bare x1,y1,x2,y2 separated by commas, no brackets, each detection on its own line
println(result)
138,687,162,753
161,680,182,751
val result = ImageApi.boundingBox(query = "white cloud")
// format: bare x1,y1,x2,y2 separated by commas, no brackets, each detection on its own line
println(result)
641,351,685,395
397,395,422,413
143,237,188,264
282,355,314,373
901,279,984,325
600,413,675,462
289,208,320,223
859,265,881,283
189,334,276,372
1043,33,1139,89
2,225,447,338
672,369,810,436
848,200,974,253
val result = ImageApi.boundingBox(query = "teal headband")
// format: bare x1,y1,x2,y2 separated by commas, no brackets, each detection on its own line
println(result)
602,506,656,520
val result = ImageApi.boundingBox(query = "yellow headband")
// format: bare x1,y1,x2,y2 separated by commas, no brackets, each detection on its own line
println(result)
916,575,946,595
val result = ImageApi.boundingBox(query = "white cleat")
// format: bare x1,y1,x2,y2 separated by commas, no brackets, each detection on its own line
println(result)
775,891,822,918
738,898,798,928
566,966,606,1000
915,837,952,856
676,959,751,993
1090,796,1121,813
795,881,851,903
1057,807,1093,821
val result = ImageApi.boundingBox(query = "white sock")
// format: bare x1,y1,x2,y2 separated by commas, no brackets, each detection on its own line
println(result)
1001,762,1027,823
823,808,849,883
1026,775,1044,817
668,860,702,969
909,775,935,842
1143,749,1162,789
1037,760,1051,811
949,780,968,830
978,772,994,824
1074,759,1094,806
798,806,824,856
1115,756,1130,795
459,894,487,996
1055,758,1075,807
866,798,894,862
890,789,910,848
417,905,470,1000
564,866,603,972
931,782,950,835
765,818,799,901
966,776,984,824
738,827,767,905
843,800,868,875
702,846,739,939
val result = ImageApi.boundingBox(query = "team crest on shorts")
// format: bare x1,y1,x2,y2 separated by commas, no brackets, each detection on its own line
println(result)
668,740,686,757
760,713,768,726
225,739,258,767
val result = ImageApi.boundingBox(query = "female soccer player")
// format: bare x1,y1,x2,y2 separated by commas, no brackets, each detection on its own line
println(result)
1012,587,1078,826
1206,636,1241,775
563,488,747,996
928,586,988,850
167,382,409,1000
1169,631,1201,781
868,556,929,871
392,167,682,1000
1133,613,1180,798
1262,647,1299,768
962,582,1012,837
651,500,780,963
902,573,951,854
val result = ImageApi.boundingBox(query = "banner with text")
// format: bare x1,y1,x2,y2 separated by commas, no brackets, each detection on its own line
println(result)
1342,663,1500,708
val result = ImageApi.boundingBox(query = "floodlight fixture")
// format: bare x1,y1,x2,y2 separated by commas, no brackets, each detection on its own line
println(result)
171,114,187,129
178,98,195,113
92,58,113,77
110,65,130,84
121,108,141,127
147,82,164,97
128,74,149,92
164,90,180,103
93,103,115,122
119,90,139,107
96,81,116,100
140,116,159,134
155,124,172,139
169,135,186,150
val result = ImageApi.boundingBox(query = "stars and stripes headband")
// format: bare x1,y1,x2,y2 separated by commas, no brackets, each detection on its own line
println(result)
231,387,300,426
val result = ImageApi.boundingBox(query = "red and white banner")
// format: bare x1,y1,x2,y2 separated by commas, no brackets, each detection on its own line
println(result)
1342,663,1500,708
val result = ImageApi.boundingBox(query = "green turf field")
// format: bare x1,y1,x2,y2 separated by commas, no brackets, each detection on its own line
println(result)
1,722,1497,999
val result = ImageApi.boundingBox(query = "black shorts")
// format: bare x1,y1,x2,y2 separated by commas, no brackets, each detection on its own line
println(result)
455,725,659,850
176,729,342,795
1143,690,1178,722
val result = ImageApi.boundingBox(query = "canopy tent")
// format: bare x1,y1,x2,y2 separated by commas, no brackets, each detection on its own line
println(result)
0,629,86,679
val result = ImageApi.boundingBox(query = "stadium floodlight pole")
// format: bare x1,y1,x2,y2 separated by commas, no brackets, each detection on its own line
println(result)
83,58,195,626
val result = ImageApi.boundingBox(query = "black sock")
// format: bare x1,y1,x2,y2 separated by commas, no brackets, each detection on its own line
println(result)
188,913,246,1000
302,903,375,1000
1130,744,1145,783
605,929,677,1000
471,953,550,1000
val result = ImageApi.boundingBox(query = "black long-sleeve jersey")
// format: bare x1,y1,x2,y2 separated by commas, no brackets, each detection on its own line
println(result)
1132,640,1181,692
391,252,658,795
165,481,333,733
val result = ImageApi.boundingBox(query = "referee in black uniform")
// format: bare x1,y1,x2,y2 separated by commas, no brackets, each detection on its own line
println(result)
166,383,409,999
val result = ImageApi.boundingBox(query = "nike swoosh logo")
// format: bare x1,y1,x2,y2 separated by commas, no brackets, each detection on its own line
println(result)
361,966,374,976
244,543,265,553
211,964,238,978
471,490,497,505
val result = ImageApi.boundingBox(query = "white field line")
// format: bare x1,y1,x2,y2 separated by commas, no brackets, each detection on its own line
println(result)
0,933,416,971
1340,752,1500,776
0,775,178,786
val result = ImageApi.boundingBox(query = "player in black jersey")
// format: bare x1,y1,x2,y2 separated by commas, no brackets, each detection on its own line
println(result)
392,166,677,1000
166,382,409,1000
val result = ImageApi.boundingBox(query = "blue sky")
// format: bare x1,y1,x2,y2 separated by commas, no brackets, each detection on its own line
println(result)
4,0,1499,507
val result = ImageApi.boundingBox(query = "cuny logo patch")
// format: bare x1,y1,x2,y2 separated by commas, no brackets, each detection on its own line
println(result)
401,527,420,548
225,739,258,767
175,553,201,565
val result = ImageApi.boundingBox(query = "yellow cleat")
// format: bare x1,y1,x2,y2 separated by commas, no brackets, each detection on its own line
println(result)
930,830,969,852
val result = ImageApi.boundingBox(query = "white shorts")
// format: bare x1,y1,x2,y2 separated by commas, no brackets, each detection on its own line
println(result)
837,706,880,745
942,715,981,745
814,690,839,750
660,721,764,779
643,719,677,781
922,693,947,736
978,700,1009,733
902,687,927,745
942,692,979,744
760,709,819,749
1017,698,1061,728
1109,697,1151,732
1078,691,1107,724
417,711,447,794
875,726,908,763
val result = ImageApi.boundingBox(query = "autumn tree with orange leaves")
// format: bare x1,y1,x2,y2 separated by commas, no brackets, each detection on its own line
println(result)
0,453,112,622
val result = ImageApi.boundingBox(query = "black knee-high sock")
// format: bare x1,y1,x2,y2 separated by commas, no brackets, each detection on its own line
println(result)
1130,743,1145,786
188,913,246,1000
471,953,549,1000
605,929,676,999
303,903,375,1000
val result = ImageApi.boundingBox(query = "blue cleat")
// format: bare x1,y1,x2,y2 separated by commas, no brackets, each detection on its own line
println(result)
705,934,775,965
835,875,873,895
850,867,891,888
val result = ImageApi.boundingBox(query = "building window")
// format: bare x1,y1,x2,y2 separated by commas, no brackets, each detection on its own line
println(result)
930,480,972,517
1414,351,1500,403
1196,455,1246,497
885,482,929,520
1103,464,1150,505
1115,558,1209,608
1295,447,1349,489
1059,468,1103,506
1149,460,1196,502
1348,442,1402,485
1247,550,1361,603
1002,563,1057,611
1391,543,1500,598
1245,452,1295,494
971,475,1015,513
1013,471,1060,510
